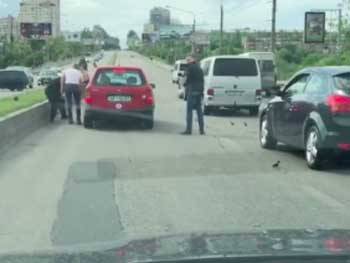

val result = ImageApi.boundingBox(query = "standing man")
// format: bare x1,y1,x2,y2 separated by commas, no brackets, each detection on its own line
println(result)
61,64,83,125
181,55,205,135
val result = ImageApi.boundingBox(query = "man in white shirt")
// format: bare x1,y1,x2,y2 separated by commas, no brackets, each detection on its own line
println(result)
61,64,83,124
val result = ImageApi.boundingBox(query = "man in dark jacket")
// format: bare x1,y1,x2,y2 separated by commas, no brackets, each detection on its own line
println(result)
182,55,205,135
45,77,67,123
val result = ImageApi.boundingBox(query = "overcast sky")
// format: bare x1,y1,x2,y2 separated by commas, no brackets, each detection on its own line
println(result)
0,0,345,46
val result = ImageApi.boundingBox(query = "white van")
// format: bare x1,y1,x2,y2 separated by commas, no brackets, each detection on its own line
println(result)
171,60,188,84
200,55,262,115
239,52,277,91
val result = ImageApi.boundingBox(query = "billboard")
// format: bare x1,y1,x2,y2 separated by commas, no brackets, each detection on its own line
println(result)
304,12,326,43
20,23,52,39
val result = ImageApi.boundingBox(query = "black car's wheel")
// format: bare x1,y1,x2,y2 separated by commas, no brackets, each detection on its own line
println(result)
249,107,259,116
84,116,94,129
305,125,325,170
29,84,33,89
260,114,277,149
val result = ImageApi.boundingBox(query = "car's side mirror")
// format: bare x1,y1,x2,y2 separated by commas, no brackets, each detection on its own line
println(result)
150,83,156,89
178,73,183,77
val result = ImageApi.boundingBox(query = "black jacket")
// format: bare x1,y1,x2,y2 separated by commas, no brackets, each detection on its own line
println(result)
45,77,64,103
184,62,204,96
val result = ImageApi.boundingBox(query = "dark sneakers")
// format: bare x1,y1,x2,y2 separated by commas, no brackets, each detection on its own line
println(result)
181,131,192,135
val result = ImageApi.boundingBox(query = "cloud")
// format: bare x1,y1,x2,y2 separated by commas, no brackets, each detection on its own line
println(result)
0,0,8,8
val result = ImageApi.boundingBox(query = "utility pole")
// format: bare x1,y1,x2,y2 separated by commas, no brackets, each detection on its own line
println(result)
271,0,277,53
338,7,343,50
220,3,224,54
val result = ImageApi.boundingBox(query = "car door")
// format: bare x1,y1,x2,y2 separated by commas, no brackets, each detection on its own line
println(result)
297,73,330,147
273,73,311,145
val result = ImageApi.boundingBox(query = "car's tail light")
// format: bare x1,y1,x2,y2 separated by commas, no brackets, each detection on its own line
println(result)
325,94,350,113
338,143,350,151
84,88,93,105
256,89,262,96
144,97,154,104
207,88,214,96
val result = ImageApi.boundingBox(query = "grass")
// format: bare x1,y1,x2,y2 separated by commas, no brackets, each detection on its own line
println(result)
0,89,47,118
0,51,119,119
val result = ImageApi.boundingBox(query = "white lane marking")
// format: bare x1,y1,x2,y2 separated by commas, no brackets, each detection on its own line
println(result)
302,185,345,209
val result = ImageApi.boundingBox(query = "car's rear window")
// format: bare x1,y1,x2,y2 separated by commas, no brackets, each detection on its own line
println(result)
94,69,145,86
333,73,350,95
0,71,27,81
213,58,258,77
260,60,274,72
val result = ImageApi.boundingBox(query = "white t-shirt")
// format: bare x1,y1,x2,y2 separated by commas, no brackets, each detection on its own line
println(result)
64,68,82,85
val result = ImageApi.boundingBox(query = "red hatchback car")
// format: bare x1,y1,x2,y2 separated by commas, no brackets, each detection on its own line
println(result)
83,66,156,129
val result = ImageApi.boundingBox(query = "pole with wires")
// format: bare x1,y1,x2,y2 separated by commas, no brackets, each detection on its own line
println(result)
220,3,224,54
271,0,277,53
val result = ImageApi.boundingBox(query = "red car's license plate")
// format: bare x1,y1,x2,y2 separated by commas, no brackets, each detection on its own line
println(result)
107,95,131,102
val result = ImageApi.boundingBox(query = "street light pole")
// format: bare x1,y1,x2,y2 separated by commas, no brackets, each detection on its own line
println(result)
220,3,224,54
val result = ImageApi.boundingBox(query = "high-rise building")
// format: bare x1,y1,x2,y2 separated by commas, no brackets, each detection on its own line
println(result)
17,0,60,38
150,7,170,30
0,16,16,42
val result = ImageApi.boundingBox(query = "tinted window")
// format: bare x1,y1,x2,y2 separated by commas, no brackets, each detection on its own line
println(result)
333,73,350,94
213,58,258,76
94,69,145,87
285,74,310,97
180,64,188,71
0,71,27,81
260,60,274,72
305,74,329,96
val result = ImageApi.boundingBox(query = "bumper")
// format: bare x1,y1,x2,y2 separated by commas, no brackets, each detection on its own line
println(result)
322,131,350,151
85,105,154,121
204,96,261,108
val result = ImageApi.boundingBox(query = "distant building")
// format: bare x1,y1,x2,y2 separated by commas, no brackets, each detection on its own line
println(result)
17,0,60,39
63,31,81,42
150,7,170,30
143,23,156,34
0,16,17,42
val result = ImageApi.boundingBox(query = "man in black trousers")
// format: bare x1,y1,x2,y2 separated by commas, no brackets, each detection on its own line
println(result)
45,77,67,123
181,55,205,135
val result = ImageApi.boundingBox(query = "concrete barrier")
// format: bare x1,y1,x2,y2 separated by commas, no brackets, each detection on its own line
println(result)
0,101,49,149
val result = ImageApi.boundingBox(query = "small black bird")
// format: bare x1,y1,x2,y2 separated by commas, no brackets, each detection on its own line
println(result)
272,161,281,168
230,121,235,126
244,122,248,127
13,96,19,101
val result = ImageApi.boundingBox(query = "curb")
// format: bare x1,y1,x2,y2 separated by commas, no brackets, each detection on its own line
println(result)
0,101,49,150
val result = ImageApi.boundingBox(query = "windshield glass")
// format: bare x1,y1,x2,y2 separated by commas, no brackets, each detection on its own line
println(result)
1,0,350,261
213,58,258,76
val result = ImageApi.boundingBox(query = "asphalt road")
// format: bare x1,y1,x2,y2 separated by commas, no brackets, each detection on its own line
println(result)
1,51,350,253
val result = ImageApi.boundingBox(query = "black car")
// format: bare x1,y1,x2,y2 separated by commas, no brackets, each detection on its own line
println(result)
259,67,350,169
0,69,30,91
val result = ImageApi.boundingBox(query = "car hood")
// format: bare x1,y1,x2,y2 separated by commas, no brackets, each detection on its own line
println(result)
1,229,350,262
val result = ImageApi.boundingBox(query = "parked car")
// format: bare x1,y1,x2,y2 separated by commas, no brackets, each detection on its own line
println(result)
259,66,350,169
6,66,34,89
38,70,59,86
172,60,188,84
83,66,156,129
0,69,30,91
200,55,263,116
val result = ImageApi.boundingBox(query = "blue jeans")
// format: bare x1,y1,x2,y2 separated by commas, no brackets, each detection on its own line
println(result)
186,94,204,133
65,84,81,110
